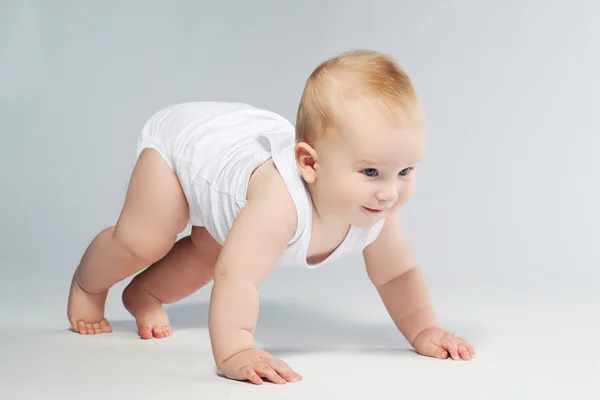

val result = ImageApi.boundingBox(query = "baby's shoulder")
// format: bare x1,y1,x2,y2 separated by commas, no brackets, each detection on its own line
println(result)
245,158,298,233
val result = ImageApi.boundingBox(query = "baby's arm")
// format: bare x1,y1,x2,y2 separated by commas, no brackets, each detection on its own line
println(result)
363,214,438,345
363,214,476,360
209,161,302,384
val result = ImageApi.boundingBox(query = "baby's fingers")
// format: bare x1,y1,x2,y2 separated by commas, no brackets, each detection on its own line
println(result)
440,335,460,360
457,344,471,360
433,346,448,359
268,359,302,382
457,338,476,359
239,366,264,385
255,363,287,385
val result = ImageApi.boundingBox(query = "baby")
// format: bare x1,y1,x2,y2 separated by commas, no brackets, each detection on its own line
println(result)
67,50,476,385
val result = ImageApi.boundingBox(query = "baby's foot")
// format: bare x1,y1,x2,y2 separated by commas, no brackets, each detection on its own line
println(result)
67,274,113,335
122,280,173,340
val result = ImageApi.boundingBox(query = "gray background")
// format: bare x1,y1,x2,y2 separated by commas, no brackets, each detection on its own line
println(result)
1,1,598,399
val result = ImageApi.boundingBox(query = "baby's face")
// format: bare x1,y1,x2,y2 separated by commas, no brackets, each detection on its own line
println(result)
313,102,427,228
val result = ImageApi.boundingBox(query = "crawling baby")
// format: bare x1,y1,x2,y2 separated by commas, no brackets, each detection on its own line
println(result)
67,49,476,385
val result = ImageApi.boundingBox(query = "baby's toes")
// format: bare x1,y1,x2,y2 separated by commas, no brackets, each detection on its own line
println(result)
138,324,153,340
162,326,173,338
161,325,173,338
92,323,103,334
77,320,87,334
152,325,162,338
85,322,96,334
100,319,112,333
152,325,166,338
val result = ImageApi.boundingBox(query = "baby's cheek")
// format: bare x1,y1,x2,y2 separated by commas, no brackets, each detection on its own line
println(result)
334,183,357,207
345,183,363,201
398,181,416,205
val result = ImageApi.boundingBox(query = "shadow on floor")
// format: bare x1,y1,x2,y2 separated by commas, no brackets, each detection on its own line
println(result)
108,300,479,357
109,300,409,355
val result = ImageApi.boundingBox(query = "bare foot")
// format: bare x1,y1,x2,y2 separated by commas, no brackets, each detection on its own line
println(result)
67,273,113,335
122,279,173,340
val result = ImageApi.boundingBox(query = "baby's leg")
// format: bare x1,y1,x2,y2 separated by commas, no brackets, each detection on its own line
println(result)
122,226,221,339
67,148,189,334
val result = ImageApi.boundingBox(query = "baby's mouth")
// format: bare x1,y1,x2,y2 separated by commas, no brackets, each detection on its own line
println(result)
362,206,383,214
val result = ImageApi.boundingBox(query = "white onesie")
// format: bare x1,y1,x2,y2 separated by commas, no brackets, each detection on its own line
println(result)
136,102,384,268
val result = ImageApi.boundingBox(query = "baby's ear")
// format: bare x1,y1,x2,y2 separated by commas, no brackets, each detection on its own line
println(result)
294,142,318,183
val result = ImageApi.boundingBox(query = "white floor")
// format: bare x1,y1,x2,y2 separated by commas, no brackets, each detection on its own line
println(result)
1,265,598,400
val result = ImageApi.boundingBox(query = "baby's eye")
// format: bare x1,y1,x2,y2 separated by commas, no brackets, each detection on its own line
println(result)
399,167,412,176
362,168,378,177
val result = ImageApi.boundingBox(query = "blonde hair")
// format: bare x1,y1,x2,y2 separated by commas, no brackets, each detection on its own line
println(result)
295,50,418,144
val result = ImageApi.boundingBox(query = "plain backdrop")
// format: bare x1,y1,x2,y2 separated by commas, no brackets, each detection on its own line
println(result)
1,1,599,398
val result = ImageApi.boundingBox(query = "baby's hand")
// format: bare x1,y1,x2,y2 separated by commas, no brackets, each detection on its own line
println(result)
412,327,476,361
219,348,302,385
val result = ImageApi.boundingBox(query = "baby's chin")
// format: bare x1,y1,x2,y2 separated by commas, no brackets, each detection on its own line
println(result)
349,212,387,228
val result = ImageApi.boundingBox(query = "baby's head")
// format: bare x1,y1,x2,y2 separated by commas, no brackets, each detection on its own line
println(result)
294,50,427,228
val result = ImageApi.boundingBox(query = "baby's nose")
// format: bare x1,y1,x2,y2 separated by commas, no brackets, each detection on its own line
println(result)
376,189,397,203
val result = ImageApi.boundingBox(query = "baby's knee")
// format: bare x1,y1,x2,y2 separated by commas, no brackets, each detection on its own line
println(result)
113,224,175,266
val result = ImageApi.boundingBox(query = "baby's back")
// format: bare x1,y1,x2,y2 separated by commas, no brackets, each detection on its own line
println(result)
137,101,297,244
